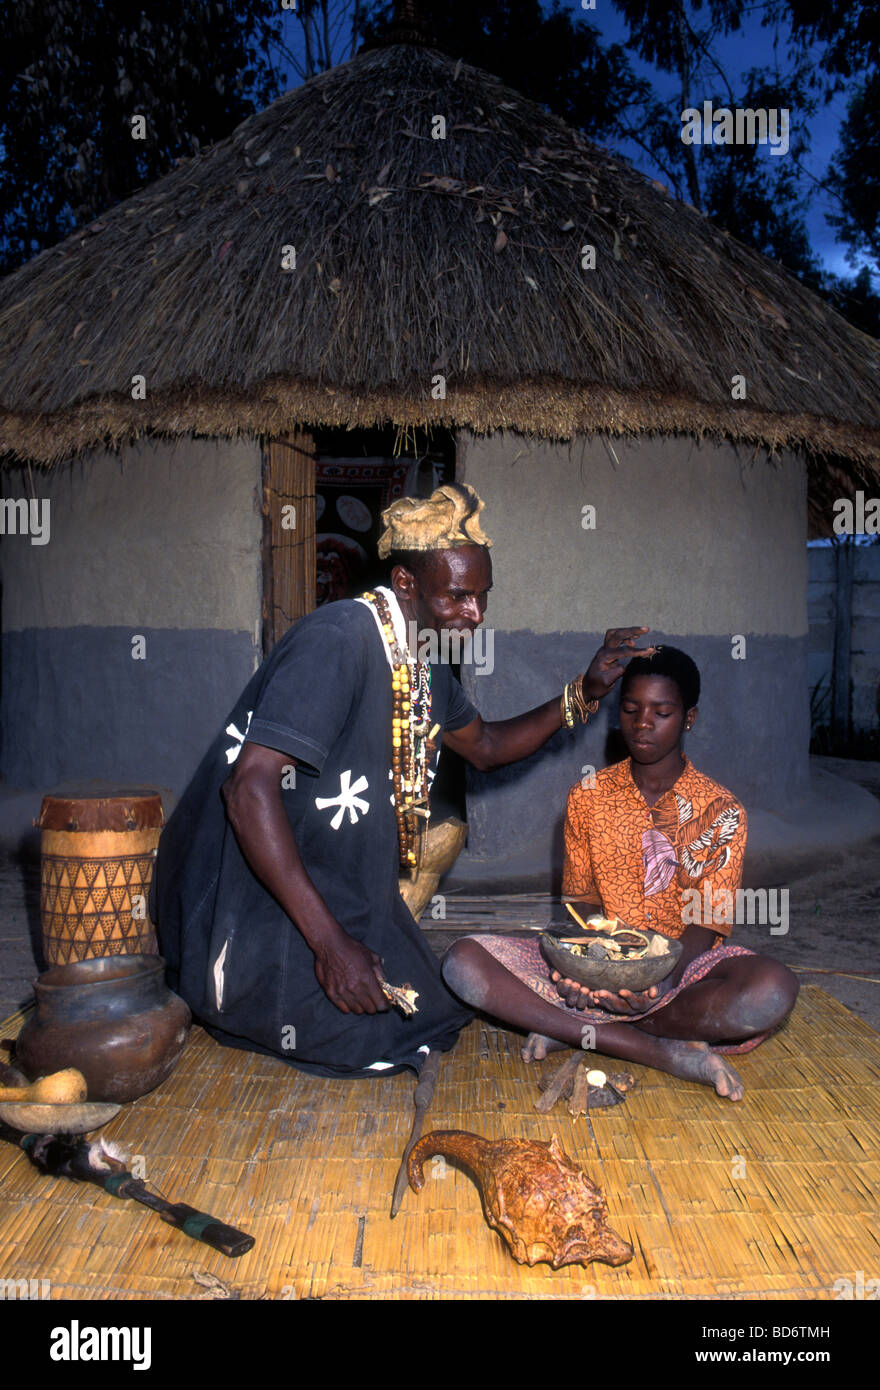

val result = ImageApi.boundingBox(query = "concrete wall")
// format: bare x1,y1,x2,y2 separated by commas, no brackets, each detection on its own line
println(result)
1,436,263,792
455,430,809,883
808,542,880,734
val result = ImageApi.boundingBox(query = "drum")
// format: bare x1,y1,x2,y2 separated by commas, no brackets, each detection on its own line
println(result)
38,788,164,964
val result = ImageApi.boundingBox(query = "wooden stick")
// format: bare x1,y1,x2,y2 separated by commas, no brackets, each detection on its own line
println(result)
569,1059,589,1118
565,902,591,931
534,1050,583,1113
390,1049,443,1217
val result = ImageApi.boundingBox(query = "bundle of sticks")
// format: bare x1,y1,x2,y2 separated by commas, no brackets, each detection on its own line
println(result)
535,1052,637,1117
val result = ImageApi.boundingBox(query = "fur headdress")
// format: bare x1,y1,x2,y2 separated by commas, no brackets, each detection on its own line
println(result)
378,482,492,559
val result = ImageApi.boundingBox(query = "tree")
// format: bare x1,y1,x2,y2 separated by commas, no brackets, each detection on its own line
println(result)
821,264,880,338
778,0,880,80
606,0,876,330
609,0,745,211
278,0,364,80
766,0,880,275
0,1,287,274
825,75,880,268
606,2,820,272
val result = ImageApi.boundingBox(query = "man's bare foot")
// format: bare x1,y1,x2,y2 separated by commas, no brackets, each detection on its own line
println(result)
653,1038,745,1100
522,1032,568,1062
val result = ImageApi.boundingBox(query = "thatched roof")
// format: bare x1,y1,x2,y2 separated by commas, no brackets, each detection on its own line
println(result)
1,38,879,478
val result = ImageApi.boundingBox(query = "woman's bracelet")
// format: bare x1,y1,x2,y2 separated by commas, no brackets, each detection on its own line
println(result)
561,675,600,728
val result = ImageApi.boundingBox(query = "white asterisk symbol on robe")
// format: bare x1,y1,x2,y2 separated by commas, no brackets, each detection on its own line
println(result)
315,770,370,829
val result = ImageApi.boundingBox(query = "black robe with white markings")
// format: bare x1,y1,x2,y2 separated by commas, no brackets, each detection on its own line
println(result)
153,596,476,1077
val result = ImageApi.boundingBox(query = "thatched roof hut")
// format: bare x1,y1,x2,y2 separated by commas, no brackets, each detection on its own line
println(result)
2,22,879,882
1,35,878,493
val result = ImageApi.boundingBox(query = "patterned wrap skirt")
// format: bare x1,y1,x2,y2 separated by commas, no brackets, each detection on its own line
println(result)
467,935,771,1054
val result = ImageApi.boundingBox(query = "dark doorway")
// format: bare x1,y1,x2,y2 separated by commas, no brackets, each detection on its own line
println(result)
311,425,456,606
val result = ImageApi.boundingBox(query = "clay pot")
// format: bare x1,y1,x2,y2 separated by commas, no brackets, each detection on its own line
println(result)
16,955,191,1103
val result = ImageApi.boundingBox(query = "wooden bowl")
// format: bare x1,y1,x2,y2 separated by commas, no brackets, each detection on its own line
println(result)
539,926,682,992
0,1056,121,1133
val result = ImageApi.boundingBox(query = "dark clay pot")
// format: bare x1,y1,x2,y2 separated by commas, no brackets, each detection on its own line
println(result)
16,955,191,1104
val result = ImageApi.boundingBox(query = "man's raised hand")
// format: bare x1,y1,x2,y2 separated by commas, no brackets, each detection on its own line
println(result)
582,627,657,702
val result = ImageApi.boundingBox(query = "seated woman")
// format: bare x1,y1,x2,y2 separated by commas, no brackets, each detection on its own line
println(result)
441,646,798,1102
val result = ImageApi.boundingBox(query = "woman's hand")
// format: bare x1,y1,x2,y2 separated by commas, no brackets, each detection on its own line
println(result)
551,971,671,1015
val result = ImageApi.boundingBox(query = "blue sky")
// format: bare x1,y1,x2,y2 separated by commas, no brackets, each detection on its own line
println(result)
274,1,867,281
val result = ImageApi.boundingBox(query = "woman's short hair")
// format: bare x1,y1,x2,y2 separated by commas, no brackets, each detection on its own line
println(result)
620,645,701,711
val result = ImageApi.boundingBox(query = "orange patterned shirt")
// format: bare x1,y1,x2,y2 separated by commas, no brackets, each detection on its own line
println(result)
562,755,747,940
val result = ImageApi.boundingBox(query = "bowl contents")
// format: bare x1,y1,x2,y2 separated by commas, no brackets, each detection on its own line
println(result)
556,917,673,963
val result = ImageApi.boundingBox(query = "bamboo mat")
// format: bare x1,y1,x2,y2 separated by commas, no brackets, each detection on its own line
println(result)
1,985,878,1300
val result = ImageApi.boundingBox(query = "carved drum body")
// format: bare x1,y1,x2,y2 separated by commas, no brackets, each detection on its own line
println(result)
38,788,164,964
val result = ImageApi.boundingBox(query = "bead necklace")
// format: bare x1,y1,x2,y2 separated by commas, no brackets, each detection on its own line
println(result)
362,590,435,872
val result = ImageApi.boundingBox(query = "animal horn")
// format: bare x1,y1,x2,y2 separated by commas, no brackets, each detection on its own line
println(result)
407,1129,489,1192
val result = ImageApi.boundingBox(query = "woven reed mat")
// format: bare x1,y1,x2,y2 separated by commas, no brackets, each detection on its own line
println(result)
0,985,878,1300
